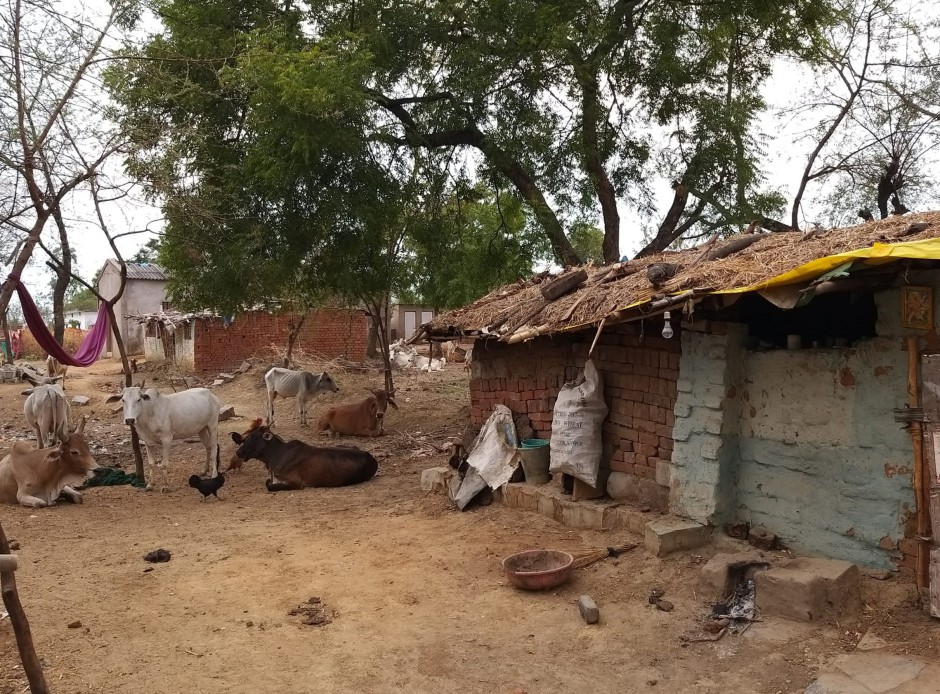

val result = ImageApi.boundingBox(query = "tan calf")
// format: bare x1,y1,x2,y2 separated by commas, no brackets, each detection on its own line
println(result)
316,389,398,437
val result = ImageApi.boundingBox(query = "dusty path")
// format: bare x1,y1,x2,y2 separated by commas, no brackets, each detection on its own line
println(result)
1,357,936,694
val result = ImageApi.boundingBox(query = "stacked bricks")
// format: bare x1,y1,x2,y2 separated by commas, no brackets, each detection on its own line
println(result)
468,322,680,509
193,309,368,373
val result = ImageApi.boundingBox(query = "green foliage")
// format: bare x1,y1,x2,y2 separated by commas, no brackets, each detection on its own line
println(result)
399,187,551,309
64,287,98,312
568,223,604,265
130,238,162,264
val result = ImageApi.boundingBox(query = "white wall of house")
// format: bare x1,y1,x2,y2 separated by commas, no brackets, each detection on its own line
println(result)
97,261,168,355
64,309,98,329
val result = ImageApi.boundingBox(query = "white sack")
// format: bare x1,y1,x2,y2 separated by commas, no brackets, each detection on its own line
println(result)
549,359,608,487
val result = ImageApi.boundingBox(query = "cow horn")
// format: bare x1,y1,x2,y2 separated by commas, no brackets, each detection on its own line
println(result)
139,379,146,389
76,414,87,436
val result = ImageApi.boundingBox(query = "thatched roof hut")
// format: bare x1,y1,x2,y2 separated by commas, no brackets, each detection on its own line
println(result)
418,212,940,344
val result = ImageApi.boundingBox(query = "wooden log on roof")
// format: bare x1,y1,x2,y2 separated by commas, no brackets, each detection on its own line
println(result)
540,269,588,301
707,234,763,261
897,221,931,238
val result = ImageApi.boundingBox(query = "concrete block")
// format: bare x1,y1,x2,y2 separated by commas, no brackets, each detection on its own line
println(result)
219,373,236,383
211,379,225,387
699,552,768,597
71,395,90,406
699,436,722,460
655,460,671,487
420,467,457,495
558,499,606,529
645,518,713,557
218,405,236,421
237,361,252,373
578,595,599,624
755,557,860,622
502,483,539,512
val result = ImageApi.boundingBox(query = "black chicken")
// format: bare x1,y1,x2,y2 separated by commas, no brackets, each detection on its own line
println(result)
188,473,225,500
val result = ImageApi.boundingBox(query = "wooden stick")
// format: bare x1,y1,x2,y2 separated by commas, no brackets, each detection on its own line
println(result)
680,627,727,643
0,555,17,572
707,234,763,261
561,292,589,323
907,336,932,604
540,269,588,301
0,520,50,694
588,317,607,357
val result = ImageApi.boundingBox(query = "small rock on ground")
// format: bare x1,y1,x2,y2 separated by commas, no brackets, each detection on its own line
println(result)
67,620,82,629
578,595,599,624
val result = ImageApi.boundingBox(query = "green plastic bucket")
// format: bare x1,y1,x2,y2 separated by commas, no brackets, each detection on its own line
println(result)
518,439,551,484
521,439,549,449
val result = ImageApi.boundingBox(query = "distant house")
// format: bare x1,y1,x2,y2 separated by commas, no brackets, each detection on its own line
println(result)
64,308,98,330
389,304,436,342
97,260,169,355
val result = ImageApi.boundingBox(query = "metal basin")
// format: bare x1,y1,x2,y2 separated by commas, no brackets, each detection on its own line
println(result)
501,549,573,590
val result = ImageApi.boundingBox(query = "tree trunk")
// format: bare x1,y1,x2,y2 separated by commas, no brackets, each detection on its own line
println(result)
577,66,620,264
51,206,72,345
0,214,50,320
366,316,379,358
106,302,145,479
284,312,307,367
877,156,900,220
638,183,690,257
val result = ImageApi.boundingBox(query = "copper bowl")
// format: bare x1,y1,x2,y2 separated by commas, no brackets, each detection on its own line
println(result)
502,549,574,590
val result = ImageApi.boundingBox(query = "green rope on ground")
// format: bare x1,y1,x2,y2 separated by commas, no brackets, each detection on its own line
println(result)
84,467,147,488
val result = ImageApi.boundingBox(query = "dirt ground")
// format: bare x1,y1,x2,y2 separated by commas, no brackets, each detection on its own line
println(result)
1,355,939,694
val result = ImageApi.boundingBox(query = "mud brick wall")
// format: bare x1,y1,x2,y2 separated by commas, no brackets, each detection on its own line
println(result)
193,309,368,373
468,323,680,509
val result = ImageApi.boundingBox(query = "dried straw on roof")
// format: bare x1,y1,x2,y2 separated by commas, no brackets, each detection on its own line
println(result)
424,211,940,342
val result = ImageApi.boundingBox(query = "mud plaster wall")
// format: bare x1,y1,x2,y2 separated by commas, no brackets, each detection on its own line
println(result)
469,324,680,510
672,287,923,571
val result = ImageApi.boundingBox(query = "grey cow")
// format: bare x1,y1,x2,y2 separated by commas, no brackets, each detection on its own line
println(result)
264,367,339,426
22,384,71,448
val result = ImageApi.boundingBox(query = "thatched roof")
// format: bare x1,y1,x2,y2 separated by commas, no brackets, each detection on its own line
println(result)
421,211,940,344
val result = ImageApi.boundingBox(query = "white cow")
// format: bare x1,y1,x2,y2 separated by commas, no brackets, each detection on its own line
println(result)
264,368,339,426
23,383,70,448
106,386,221,492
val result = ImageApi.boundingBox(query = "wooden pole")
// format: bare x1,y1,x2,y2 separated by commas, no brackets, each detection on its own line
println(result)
0,520,50,694
907,336,931,602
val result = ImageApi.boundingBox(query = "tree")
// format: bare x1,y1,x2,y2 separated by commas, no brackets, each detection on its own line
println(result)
0,0,140,323
398,185,551,309
789,0,940,227
111,0,842,276
129,237,161,264
568,222,605,266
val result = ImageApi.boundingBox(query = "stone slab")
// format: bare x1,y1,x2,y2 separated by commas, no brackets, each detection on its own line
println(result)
833,652,926,693
645,518,713,557
756,557,860,622
71,395,90,406
218,405,236,421
804,672,873,694
500,482,649,533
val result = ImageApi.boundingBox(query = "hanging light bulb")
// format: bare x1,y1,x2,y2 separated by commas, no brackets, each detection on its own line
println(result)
661,311,674,339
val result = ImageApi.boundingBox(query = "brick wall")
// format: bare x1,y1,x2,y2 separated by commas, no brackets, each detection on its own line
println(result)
469,322,680,509
193,309,368,373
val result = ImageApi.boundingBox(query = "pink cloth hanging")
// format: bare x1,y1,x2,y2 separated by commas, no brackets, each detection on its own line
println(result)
8,276,110,367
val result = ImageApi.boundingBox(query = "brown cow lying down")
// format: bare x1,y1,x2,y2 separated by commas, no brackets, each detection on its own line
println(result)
316,389,398,437
0,415,96,507
231,426,378,492
225,417,265,472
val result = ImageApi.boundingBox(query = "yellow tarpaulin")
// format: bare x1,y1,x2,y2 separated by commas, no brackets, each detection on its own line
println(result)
714,236,940,295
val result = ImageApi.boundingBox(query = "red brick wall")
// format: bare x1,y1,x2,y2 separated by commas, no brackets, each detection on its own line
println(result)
468,322,680,508
193,309,368,373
